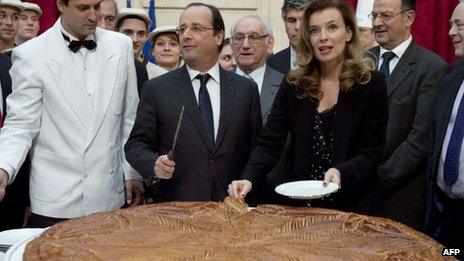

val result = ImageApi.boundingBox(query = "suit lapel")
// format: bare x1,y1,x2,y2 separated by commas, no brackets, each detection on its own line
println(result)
174,65,214,152
85,30,119,148
386,42,415,96
333,90,353,164
212,69,236,154
45,21,92,129
260,66,281,120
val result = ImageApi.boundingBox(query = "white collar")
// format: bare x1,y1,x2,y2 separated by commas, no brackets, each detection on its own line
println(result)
379,35,412,60
186,63,221,85
236,64,266,81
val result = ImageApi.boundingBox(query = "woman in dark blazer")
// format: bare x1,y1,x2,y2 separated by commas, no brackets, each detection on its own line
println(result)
229,0,388,214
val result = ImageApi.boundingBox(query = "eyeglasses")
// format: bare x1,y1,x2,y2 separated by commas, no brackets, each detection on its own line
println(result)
232,34,269,44
177,25,215,35
368,10,411,22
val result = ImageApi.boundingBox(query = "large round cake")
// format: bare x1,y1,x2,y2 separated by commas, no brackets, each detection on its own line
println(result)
24,198,448,260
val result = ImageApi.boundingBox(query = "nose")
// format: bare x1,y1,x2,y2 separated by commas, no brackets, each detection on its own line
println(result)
241,37,251,48
450,24,457,37
372,16,383,27
320,29,328,42
295,19,301,32
4,17,12,25
88,8,98,22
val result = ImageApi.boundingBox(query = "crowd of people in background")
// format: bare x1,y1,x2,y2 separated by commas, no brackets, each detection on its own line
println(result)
0,0,462,254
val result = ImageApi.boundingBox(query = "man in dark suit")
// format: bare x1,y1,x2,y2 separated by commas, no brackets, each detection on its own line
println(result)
425,2,464,255
125,3,262,202
371,0,448,230
0,53,30,231
267,0,309,74
230,15,285,204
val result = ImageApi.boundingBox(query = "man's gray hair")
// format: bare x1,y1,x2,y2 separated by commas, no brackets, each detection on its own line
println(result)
103,0,118,16
230,15,273,37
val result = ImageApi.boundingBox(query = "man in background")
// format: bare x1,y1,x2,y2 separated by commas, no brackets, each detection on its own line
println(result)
0,0,22,55
15,2,41,45
267,0,309,74
97,0,117,31
371,0,448,230
425,2,464,256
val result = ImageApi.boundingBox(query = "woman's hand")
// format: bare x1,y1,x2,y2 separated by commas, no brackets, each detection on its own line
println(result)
228,180,252,199
323,168,341,187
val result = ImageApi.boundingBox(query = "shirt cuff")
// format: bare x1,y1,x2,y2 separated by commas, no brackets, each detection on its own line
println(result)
0,163,15,184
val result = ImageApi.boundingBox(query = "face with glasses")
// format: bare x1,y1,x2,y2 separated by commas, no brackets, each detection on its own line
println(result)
97,0,116,31
307,8,352,66
178,5,223,71
118,18,149,57
16,10,40,43
0,6,20,45
231,17,273,74
371,0,414,50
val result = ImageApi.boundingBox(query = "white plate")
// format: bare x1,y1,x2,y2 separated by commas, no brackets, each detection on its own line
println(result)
275,180,340,200
2,229,44,261
0,229,44,246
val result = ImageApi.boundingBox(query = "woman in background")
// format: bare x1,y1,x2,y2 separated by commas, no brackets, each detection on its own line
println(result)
218,38,237,71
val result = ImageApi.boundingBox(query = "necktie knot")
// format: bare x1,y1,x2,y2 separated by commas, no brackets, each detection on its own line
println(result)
62,33,97,53
382,51,396,63
379,51,396,77
195,73,211,87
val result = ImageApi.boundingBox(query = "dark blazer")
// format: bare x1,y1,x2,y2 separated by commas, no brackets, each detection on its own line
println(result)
425,69,464,234
134,58,148,97
242,71,388,214
261,65,284,123
125,65,262,202
371,41,449,230
267,47,291,75
0,54,30,231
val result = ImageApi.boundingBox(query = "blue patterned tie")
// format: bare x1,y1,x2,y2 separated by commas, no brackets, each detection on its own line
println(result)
196,73,214,144
379,51,396,77
443,93,464,187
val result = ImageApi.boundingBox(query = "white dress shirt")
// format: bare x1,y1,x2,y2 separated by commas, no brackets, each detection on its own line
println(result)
290,46,298,70
186,63,221,140
236,64,266,94
437,80,464,199
378,36,412,74
60,23,97,106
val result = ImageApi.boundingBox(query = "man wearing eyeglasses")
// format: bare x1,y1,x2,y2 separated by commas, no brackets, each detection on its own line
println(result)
267,0,310,75
125,3,262,202
0,0,23,55
370,0,449,231
230,15,286,204
97,0,117,31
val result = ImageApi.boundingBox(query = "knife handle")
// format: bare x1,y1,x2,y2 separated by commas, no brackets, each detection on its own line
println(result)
167,150,174,161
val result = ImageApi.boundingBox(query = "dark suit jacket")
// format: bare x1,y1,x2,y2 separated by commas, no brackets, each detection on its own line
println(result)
0,54,30,231
371,41,449,230
242,71,388,213
134,58,148,97
425,69,464,234
125,65,262,202
267,47,291,75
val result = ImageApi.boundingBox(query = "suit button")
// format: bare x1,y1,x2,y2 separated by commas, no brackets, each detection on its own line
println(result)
110,171,115,175
109,142,114,148
209,159,214,164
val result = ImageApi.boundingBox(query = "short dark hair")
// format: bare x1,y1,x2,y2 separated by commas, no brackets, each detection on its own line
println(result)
281,0,310,19
401,0,416,11
185,2,225,49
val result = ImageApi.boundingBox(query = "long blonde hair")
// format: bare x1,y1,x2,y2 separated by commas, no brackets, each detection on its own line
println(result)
287,0,375,100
